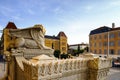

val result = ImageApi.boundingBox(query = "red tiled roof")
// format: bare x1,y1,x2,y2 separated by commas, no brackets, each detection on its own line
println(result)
5,22,17,29
57,31,67,38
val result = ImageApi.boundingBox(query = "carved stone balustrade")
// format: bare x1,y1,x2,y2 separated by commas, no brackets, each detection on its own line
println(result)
13,54,112,80
21,58,89,80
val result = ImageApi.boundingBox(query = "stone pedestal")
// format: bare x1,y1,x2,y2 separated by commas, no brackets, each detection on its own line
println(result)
11,48,54,59
88,58,112,80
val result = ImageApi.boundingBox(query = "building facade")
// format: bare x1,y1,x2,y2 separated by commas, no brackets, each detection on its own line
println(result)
89,23,120,55
69,43,88,50
45,31,67,53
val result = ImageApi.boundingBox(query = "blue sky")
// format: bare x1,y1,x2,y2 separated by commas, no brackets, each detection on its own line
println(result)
0,0,120,44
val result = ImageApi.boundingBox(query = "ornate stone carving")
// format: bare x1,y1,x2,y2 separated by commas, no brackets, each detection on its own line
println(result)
6,25,54,57
9,25,51,50
32,65,38,80
47,62,52,75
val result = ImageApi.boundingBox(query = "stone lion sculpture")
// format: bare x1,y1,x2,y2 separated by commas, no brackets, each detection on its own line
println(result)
9,24,50,50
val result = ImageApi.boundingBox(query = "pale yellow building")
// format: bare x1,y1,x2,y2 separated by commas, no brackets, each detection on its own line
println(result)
45,31,68,53
89,23,120,55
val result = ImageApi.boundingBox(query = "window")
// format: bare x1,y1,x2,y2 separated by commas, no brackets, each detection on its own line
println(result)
110,49,114,54
94,43,96,47
118,32,120,37
103,42,108,46
104,49,107,54
90,43,92,47
99,42,102,47
99,49,101,54
118,41,120,46
62,39,66,41
90,49,92,52
104,34,107,39
118,49,120,55
90,37,92,40
62,42,66,45
99,35,101,39
94,36,97,40
109,41,115,46
109,33,115,38
62,47,66,51
94,50,97,54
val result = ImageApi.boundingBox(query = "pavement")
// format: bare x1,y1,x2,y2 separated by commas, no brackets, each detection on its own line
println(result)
107,67,120,80
0,62,6,79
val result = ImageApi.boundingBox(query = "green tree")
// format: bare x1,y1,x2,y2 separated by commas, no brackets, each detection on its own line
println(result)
77,44,80,56
54,50,60,58
73,50,78,56
84,46,89,52
60,53,68,59
79,49,84,53
77,44,80,53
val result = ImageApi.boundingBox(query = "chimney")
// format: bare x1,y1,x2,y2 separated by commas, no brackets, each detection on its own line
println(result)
112,23,115,28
